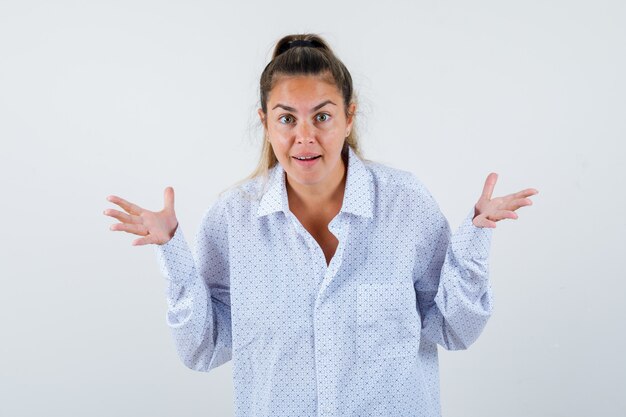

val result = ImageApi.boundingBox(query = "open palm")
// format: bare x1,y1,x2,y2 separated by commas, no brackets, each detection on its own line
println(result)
473,173,538,228
104,187,179,246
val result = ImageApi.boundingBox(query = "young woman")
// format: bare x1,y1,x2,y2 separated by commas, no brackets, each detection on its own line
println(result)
104,34,538,417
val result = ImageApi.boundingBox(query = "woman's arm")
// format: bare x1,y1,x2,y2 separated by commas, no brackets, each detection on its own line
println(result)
154,199,232,371
413,173,537,350
414,203,494,351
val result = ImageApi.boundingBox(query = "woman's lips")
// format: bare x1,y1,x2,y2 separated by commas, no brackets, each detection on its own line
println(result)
292,155,321,167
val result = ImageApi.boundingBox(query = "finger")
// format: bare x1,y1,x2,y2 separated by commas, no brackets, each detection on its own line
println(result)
109,222,149,236
502,197,534,212
480,173,498,201
488,209,518,221
498,188,538,206
106,195,144,215
510,188,539,199
103,208,142,224
132,236,155,246
164,186,175,212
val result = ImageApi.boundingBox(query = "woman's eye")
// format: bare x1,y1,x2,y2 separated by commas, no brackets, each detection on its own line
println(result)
279,115,294,124
316,113,330,122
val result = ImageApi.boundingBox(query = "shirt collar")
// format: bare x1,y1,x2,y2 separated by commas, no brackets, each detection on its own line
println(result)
256,146,374,219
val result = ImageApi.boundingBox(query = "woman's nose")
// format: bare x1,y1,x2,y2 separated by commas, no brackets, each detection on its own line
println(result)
295,120,315,143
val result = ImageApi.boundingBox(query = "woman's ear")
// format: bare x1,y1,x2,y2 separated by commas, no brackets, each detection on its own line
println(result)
257,108,266,128
346,102,356,134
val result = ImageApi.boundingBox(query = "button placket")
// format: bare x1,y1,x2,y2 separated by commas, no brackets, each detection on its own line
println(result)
314,302,337,417
288,211,338,273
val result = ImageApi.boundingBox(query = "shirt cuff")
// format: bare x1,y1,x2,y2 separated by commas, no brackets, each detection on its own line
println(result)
449,207,494,260
153,224,195,283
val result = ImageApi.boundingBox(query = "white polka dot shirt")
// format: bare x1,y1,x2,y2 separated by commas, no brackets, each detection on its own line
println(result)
154,146,494,417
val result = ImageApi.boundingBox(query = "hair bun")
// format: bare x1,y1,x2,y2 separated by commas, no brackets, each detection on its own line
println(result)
275,38,324,56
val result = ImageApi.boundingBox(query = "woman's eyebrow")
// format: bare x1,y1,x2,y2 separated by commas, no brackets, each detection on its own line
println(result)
272,100,336,112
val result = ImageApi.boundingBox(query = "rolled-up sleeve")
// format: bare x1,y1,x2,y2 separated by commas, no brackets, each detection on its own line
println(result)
414,191,494,351
153,198,232,371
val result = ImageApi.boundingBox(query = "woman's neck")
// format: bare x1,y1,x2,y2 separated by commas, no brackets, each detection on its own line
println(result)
286,158,347,216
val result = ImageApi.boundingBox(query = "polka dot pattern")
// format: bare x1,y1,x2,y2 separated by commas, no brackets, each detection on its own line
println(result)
154,146,494,416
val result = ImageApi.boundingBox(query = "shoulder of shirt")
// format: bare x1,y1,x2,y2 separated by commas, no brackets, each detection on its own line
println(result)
201,174,268,217
365,159,435,201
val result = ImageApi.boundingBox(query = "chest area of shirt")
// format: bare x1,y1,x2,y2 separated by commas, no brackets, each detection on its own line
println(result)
228,213,419,304
298,220,339,267
227,213,422,350
288,203,341,266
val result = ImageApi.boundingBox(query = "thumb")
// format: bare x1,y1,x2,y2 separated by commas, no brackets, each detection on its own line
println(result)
164,186,175,212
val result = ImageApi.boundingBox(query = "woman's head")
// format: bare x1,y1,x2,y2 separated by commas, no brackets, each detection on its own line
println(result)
246,33,364,187
259,71,355,194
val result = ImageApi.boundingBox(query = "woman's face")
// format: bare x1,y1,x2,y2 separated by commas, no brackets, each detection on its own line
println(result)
259,74,355,193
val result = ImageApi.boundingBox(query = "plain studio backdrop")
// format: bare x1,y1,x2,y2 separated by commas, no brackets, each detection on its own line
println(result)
1,0,624,416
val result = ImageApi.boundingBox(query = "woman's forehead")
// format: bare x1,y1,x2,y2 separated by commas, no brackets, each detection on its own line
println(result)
268,74,342,109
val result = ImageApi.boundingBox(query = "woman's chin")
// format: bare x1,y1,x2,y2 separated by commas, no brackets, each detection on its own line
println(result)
287,173,321,187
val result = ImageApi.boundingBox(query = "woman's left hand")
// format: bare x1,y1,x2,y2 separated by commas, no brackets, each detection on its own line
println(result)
472,172,538,228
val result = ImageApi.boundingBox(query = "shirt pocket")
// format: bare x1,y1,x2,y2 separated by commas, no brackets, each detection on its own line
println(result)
356,282,421,361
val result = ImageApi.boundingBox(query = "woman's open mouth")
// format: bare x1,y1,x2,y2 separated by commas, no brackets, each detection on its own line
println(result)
292,155,321,167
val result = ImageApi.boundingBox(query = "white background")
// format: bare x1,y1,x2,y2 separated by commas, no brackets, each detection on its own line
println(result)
1,0,624,416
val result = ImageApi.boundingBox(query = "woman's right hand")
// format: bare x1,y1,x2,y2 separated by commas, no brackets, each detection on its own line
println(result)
104,186,179,246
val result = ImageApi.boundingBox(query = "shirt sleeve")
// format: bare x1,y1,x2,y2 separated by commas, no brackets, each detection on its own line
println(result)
153,198,232,371
413,189,494,351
